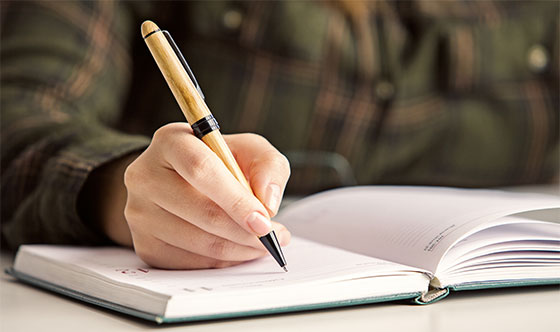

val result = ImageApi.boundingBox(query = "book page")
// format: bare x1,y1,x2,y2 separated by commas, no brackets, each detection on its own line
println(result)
431,216,560,286
15,237,425,299
437,216,560,273
276,186,560,274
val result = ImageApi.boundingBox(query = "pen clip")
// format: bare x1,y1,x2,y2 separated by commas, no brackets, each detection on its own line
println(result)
162,30,205,100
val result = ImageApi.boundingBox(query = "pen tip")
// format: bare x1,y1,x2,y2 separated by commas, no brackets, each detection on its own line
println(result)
282,266,288,273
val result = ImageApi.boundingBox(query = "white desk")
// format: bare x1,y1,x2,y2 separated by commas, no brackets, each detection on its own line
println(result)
2,185,559,332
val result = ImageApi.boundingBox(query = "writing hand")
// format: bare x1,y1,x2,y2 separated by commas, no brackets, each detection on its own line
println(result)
95,123,291,269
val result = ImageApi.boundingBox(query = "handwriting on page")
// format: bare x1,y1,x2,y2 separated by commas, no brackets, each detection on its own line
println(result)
112,267,220,293
115,268,149,274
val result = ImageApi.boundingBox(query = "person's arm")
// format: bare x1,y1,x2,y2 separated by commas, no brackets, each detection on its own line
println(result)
1,2,292,270
1,1,149,249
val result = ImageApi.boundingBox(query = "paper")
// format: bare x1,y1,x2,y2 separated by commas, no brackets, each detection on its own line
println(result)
17,238,421,298
277,186,560,273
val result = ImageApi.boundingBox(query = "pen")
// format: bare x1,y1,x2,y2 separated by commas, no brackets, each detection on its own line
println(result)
141,20,287,272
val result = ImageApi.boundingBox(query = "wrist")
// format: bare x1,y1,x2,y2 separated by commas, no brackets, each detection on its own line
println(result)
79,153,140,246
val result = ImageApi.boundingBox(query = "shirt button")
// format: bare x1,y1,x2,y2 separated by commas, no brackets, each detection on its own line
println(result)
223,9,243,31
527,44,549,73
374,81,395,101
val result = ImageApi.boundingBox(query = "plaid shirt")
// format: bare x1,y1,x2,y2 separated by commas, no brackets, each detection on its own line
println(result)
1,1,558,249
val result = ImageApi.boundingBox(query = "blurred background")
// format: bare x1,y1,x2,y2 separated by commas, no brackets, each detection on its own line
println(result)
2,0,559,197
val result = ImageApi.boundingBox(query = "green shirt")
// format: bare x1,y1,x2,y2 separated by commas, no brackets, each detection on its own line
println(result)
1,0,558,249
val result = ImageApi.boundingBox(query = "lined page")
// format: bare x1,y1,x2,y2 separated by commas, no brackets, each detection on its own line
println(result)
276,186,560,273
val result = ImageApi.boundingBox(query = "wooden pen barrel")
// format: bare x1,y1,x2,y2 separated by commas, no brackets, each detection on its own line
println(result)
141,21,209,124
141,20,252,192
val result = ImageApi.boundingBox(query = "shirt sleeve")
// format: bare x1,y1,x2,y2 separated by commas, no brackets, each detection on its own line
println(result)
1,1,150,249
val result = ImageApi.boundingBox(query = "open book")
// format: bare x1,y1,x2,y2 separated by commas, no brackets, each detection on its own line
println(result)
8,186,560,323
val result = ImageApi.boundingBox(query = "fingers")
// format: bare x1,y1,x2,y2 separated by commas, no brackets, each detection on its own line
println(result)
127,162,292,250
155,124,274,236
124,123,292,269
127,199,267,262
133,235,242,270
126,199,291,269
134,168,263,249
225,134,291,217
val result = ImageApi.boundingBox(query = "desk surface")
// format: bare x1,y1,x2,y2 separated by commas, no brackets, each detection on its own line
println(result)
2,185,559,332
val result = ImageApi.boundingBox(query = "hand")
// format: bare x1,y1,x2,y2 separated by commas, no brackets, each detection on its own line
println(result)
116,123,291,269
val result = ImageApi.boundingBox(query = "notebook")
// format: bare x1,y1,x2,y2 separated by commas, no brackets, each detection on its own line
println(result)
8,186,560,323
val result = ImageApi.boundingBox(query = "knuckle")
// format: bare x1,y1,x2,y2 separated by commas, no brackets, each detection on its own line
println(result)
186,153,214,182
207,237,229,259
273,153,291,177
188,151,211,173
254,151,291,179
247,133,269,144
123,162,140,189
153,123,180,141
152,123,193,153
152,125,171,144
229,194,252,217
124,158,159,195
124,201,153,229
123,202,141,224
203,201,227,228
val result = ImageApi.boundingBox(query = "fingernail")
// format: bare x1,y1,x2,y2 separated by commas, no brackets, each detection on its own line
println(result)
247,212,272,236
264,183,281,213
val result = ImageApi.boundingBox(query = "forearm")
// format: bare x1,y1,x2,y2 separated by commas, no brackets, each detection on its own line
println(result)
0,1,148,249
